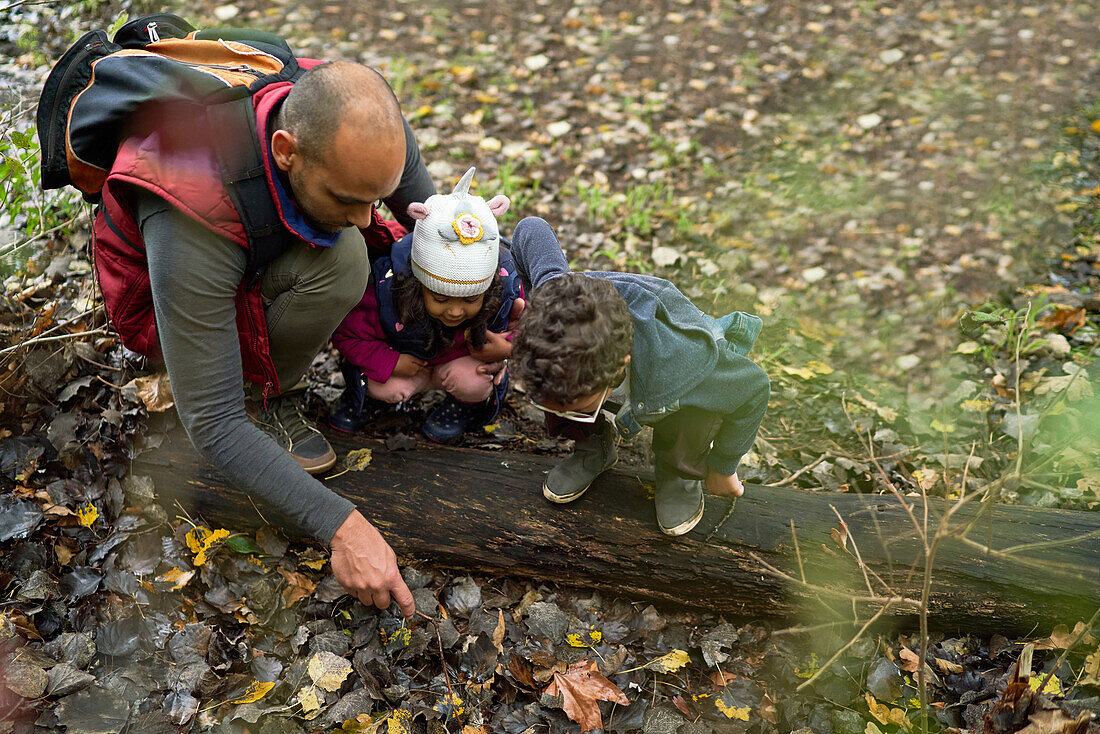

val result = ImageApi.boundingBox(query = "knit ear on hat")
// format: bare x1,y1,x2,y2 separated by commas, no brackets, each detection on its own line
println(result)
487,195,510,218
407,202,432,220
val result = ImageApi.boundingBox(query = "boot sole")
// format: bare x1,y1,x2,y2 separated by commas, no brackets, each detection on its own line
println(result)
542,458,618,504
658,496,706,537
295,450,338,475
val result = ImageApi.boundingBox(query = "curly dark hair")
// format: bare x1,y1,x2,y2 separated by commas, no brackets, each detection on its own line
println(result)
391,272,503,355
513,273,633,404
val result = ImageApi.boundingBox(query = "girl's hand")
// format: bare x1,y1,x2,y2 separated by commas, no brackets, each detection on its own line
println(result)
705,471,745,497
392,353,427,378
475,360,508,386
468,329,513,362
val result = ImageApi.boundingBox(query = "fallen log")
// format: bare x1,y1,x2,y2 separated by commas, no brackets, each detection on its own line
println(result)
136,426,1100,634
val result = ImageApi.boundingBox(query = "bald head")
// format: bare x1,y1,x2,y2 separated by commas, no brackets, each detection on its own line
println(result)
277,61,404,163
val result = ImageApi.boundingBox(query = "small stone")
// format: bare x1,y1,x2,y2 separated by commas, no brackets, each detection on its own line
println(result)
879,48,905,64
478,137,502,152
523,54,550,71
865,657,903,701
896,354,921,371
546,121,572,138
802,266,828,284
857,112,883,129
213,4,240,21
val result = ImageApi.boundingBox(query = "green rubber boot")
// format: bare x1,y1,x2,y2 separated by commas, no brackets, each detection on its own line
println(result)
542,421,618,503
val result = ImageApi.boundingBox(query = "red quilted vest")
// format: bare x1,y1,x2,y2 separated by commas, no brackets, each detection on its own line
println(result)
92,73,405,394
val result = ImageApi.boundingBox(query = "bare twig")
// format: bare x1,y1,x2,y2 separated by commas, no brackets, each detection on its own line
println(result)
0,328,112,355
767,455,825,487
795,602,895,692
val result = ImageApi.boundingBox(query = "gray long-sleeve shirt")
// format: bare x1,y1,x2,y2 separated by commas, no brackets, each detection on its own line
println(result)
135,118,434,543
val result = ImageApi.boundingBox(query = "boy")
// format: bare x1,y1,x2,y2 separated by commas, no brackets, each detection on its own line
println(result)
510,217,770,536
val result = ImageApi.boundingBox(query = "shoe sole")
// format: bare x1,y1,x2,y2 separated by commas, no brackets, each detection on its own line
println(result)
542,458,618,504
295,451,337,475
658,496,706,537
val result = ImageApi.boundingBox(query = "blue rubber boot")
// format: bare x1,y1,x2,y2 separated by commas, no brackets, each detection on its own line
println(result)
328,361,384,433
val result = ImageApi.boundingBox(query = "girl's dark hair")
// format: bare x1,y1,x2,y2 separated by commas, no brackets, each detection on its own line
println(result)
513,273,633,404
392,272,503,355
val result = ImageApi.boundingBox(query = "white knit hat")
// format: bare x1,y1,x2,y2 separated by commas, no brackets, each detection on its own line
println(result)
407,167,510,297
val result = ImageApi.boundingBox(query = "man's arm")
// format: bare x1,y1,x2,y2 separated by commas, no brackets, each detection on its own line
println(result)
382,118,436,230
137,191,413,616
510,217,571,293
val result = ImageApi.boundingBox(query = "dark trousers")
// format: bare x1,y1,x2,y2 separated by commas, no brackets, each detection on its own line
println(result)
545,406,722,480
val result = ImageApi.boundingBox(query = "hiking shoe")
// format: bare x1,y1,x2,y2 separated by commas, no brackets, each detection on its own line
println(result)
543,420,617,503
422,395,488,444
654,464,705,536
328,361,385,433
250,385,337,474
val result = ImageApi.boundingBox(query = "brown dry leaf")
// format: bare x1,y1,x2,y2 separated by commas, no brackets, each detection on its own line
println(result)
124,372,174,412
492,609,505,654
934,658,964,675
709,670,739,689
1039,307,1087,335
899,647,921,673
1082,646,1100,686
672,695,694,718
1016,708,1091,734
508,654,537,689
830,522,849,553
278,568,318,607
1034,623,1098,651
544,659,630,732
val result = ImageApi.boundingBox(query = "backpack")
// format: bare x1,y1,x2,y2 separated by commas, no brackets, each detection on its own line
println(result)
37,13,304,279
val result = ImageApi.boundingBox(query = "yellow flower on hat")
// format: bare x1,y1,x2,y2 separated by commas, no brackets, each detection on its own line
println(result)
452,213,483,244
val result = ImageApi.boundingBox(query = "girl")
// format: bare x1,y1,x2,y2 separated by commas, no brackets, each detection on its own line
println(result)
329,168,523,443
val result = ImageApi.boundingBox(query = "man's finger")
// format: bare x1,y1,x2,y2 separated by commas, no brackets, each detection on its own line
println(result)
392,581,416,619
371,590,392,611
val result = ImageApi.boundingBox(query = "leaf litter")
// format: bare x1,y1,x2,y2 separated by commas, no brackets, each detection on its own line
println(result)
2,0,1100,731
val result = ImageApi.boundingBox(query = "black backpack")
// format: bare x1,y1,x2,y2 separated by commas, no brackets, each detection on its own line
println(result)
37,13,305,278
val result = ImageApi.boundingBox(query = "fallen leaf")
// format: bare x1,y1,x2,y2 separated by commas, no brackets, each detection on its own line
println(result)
344,448,373,471
278,568,318,606
643,649,691,673
123,372,174,412
1028,674,1062,697
76,503,98,527
297,684,322,713
185,527,230,566
308,650,352,691
230,680,276,704
1016,708,1091,734
1034,622,1098,650
544,659,630,732
933,658,963,675
898,647,921,673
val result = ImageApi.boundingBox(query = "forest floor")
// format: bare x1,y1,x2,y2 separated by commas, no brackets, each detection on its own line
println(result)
1,0,1100,732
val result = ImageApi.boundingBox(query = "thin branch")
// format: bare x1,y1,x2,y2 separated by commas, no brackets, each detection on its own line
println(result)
767,456,825,487
0,328,112,355
795,602,895,692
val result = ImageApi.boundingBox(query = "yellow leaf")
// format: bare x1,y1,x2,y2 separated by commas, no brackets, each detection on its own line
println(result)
566,629,602,647
865,693,891,725
1029,674,1063,696
955,341,980,354
714,698,751,721
157,567,195,591
231,680,276,704
929,418,955,433
778,364,816,380
344,448,373,472
185,527,230,566
794,653,820,679
643,649,691,673
807,360,834,375
297,684,322,713
433,692,465,717
76,503,98,527
300,557,327,570
1092,119,1100,134
387,709,413,734
308,651,353,692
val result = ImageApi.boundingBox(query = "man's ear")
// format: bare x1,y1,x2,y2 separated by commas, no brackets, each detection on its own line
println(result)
270,129,299,171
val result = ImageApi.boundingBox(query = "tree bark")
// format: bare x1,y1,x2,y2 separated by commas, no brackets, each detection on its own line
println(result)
136,427,1100,634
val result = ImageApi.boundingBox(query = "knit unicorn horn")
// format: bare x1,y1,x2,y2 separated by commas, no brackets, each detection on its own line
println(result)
452,166,476,196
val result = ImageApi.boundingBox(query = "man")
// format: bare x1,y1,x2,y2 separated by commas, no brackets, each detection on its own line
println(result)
97,61,429,617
